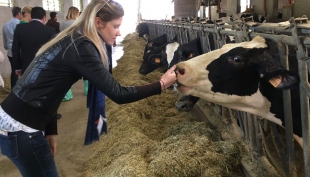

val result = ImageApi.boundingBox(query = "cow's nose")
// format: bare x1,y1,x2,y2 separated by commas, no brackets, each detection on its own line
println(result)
177,67,185,75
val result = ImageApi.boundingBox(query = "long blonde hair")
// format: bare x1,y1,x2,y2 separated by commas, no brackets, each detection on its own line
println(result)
36,0,124,67
65,6,79,20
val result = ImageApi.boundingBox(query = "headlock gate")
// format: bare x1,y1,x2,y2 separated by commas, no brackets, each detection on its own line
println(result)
142,17,310,177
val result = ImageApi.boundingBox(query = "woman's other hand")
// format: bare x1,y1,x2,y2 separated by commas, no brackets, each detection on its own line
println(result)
45,135,57,158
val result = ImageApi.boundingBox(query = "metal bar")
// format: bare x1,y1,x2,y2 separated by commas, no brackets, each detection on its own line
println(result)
271,123,290,177
247,113,256,161
259,120,284,176
243,112,249,143
289,17,310,177
237,111,245,136
277,41,297,176
254,116,263,157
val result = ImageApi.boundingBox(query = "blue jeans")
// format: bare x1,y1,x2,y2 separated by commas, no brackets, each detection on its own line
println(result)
0,131,58,177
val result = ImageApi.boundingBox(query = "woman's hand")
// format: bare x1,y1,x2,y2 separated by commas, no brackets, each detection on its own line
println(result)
160,65,177,90
45,135,57,158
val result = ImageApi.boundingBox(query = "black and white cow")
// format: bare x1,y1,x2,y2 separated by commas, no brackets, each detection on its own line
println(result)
139,34,168,75
175,36,304,146
136,22,149,37
139,37,205,75
149,37,203,70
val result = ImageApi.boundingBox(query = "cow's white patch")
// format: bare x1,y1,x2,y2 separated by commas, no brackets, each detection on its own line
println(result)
165,42,179,67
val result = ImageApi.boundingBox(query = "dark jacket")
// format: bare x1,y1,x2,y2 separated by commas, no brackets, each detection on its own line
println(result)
1,31,161,135
46,19,60,33
12,20,56,74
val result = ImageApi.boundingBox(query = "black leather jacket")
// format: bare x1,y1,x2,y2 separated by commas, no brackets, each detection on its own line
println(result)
1,32,161,135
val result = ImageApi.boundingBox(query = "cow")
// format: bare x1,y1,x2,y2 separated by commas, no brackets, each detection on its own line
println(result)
136,22,149,37
174,36,304,146
148,37,204,71
139,34,169,75
139,36,211,76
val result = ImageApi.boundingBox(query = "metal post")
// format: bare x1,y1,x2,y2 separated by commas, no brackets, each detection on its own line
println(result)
277,41,297,176
289,17,310,177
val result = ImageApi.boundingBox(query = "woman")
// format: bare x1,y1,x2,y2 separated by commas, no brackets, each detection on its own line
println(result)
60,6,80,101
20,6,32,24
0,0,176,176
59,6,79,31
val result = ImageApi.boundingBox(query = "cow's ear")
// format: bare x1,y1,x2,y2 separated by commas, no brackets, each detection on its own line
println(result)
182,48,196,59
265,70,300,89
154,44,167,53
148,54,163,65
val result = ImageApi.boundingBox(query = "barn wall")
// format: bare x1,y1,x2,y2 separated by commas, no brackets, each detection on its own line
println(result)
251,0,264,16
174,0,199,19
226,0,238,16
293,0,310,19
266,0,278,20
210,6,218,20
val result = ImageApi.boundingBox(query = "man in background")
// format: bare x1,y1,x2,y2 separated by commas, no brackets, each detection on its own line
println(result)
2,6,22,89
46,11,60,33
12,6,55,75
12,7,61,120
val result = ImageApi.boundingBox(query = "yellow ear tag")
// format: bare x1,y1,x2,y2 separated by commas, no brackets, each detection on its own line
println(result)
269,75,282,88
155,58,161,63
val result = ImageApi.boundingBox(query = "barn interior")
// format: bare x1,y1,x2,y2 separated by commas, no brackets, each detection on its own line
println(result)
0,0,310,177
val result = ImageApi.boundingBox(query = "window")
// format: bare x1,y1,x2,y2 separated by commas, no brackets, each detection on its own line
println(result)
140,0,174,20
240,0,250,13
0,0,13,7
42,0,62,11
73,0,82,11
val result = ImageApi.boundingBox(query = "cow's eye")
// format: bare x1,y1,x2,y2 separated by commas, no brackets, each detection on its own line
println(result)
233,56,241,62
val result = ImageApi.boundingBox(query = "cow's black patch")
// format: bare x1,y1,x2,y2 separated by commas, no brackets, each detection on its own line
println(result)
207,47,266,96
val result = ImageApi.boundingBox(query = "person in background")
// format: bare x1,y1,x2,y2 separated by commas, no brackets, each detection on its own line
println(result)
46,11,60,33
11,7,61,120
2,6,22,90
59,6,80,100
12,7,55,76
20,6,32,24
59,6,79,31
0,0,176,176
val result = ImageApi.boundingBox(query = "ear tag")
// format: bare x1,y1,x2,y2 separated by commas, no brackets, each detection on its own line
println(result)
155,58,161,63
269,75,282,88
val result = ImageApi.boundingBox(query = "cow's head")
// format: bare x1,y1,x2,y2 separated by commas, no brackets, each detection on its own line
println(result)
175,36,300,117
147,37,203,76
139,44,167,75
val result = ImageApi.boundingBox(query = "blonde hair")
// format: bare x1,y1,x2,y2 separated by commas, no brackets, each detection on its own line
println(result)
36,0,124,67
66,6,79,20
21,5,32,17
